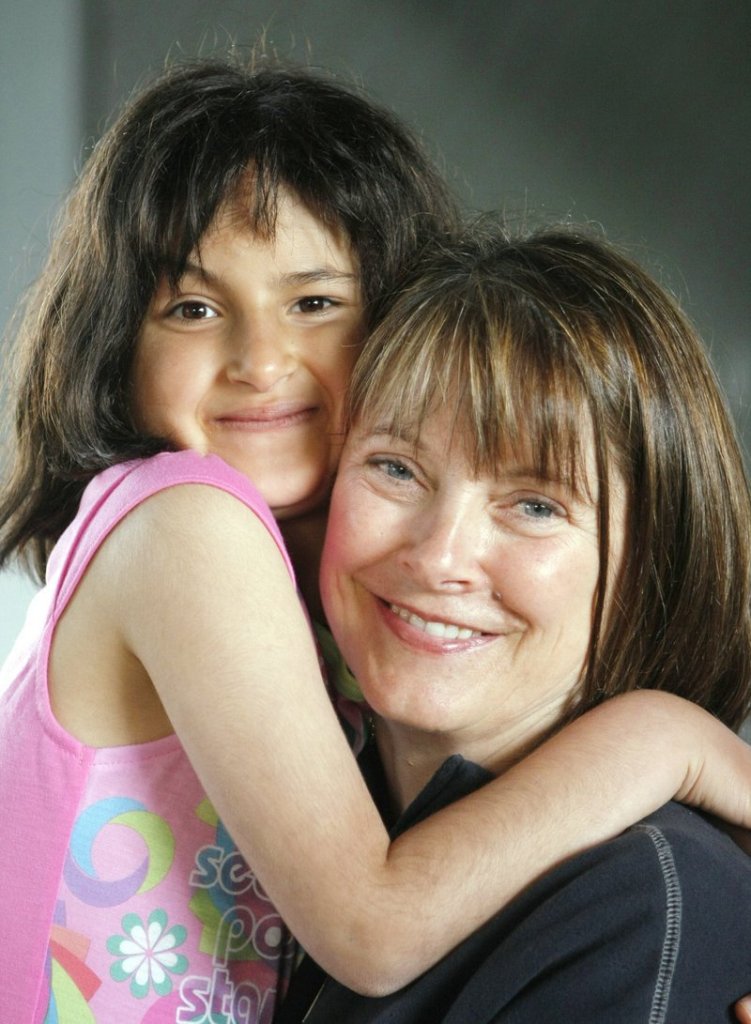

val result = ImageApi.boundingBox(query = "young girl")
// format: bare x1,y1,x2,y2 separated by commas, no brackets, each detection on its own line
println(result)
1,58,750,1024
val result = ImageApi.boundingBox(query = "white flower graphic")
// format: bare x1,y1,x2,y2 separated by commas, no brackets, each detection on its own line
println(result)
108,909,188,998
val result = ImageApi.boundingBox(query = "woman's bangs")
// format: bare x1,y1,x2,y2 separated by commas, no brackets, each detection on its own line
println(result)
481,332,596,500
352,294,595,500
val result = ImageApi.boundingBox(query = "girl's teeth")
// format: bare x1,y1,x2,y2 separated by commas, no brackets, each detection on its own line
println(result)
390,604,480,639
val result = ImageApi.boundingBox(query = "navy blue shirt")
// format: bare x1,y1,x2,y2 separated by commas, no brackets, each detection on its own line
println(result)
279,754,751,1023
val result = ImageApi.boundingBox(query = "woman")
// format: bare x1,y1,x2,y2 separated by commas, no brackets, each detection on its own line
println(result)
282,223,751,1022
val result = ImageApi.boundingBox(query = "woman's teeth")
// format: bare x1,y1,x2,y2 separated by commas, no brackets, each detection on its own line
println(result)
389,604,482,639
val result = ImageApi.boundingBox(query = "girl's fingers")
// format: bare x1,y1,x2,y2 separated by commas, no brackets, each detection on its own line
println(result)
735,997,751,1023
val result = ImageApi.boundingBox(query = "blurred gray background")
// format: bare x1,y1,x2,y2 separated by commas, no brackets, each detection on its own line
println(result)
1,0,749,667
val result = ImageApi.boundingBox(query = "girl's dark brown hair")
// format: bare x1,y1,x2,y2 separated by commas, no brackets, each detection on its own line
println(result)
0,55,460,578
349,224,751,730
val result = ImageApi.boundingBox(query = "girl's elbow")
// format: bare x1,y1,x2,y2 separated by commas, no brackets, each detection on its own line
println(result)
320,934,433,996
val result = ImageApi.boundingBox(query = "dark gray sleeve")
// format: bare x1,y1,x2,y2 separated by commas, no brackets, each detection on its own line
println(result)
446,804,750,1024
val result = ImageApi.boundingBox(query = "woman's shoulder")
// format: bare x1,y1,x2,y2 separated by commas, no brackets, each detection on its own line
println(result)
545,801,751,922
589,802,751,1019
460,802,751,1022
621,800,751,883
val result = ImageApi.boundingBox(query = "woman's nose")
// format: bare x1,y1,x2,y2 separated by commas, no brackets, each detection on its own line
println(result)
400,499,487,592
226,317,296,391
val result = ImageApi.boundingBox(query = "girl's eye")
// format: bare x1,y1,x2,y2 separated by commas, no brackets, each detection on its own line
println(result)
169,301,219,320
294,296,336,314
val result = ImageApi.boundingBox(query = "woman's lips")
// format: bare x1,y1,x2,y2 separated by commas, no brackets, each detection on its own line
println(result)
378,599,495,653
388,602,483,639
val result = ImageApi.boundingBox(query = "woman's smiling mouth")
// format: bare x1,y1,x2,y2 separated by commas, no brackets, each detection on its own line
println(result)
388,602,484,640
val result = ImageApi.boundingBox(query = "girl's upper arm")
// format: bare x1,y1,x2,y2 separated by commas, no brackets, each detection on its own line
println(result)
109,483,400,982
104,483,751,996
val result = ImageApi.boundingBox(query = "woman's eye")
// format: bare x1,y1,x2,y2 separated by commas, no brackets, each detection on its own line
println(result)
169,301,218,320
370,457,415,483
519,498,558,520
294,296,336,314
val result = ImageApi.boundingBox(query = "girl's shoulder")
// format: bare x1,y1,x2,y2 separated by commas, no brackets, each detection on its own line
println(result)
41,451,296,745
63,450,291,585
85,450,273,525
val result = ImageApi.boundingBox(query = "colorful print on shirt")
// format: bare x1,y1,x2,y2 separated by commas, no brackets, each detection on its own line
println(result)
43,781,295,1024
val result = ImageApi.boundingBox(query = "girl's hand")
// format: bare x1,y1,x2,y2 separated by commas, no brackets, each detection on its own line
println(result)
736,997,751,1023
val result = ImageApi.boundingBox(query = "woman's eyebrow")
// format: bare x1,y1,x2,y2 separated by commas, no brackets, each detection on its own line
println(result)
364,423,425,447
500,463,573,486
499,463,596,503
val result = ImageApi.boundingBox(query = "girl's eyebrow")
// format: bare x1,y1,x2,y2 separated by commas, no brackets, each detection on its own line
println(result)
283,269,359,286
177,260,357,288
163,260,217,290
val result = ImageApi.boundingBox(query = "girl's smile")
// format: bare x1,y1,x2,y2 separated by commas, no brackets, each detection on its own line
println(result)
213,401,318,430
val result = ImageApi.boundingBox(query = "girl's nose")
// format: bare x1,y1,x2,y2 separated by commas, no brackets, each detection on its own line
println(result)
226,318,296,391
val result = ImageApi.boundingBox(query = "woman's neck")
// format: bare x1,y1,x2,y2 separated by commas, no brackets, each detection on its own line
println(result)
373,724,448,818
374,711,561,814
